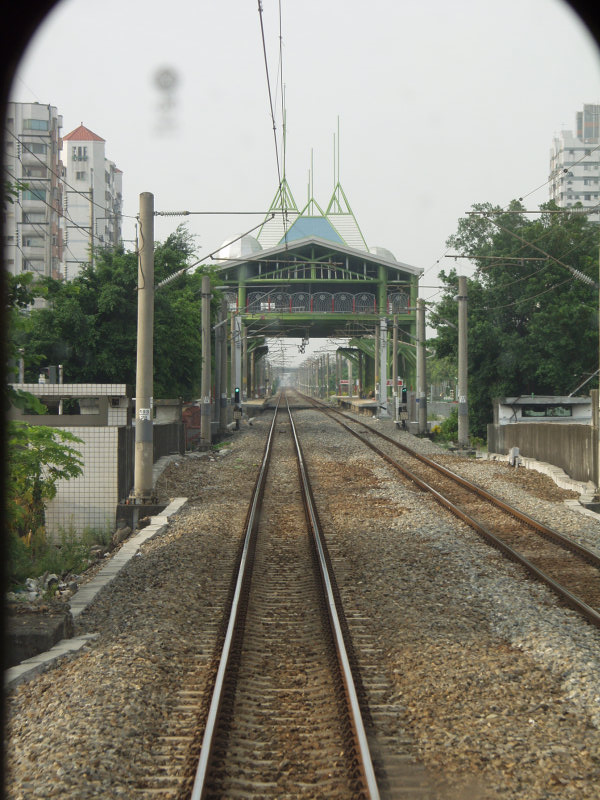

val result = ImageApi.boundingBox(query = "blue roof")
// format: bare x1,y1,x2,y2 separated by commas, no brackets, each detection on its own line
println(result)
281,216,344,245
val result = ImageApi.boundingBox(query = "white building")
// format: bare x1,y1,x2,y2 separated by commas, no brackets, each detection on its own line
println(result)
4,102,64,279
549,103,600,222
61,123,122,279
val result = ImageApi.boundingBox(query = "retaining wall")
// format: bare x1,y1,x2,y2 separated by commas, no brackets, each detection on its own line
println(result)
487,422,596,484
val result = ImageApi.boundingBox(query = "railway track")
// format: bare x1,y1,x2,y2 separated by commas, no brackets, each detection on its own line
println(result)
186,394,380,799
301,392,600,630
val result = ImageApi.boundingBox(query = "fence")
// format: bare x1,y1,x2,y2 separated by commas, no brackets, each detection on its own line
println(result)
487,422,597,484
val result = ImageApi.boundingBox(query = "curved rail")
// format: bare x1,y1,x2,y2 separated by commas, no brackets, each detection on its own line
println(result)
300,392,600,629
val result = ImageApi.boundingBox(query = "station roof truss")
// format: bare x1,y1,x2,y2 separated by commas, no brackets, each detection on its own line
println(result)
211,178,422,340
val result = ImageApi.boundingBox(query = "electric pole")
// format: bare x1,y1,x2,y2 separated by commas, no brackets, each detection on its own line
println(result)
132,192,154,501
417,299,427,434
201,274,212,446
458,275,469,447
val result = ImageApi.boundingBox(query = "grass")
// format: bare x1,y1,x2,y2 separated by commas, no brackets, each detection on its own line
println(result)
7,524,112,591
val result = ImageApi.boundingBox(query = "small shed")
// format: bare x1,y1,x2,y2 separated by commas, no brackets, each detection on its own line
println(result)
493,395,592,426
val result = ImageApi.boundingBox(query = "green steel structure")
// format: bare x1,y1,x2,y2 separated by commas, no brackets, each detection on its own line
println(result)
214,178,422,388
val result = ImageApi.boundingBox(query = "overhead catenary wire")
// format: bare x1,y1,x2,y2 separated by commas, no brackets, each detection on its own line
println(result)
155,214,274,289
480,213,598,288
257,0,282,191
4,164,107,248
420,141,600,289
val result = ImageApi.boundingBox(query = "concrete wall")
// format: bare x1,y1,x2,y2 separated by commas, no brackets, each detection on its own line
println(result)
487,422,596,484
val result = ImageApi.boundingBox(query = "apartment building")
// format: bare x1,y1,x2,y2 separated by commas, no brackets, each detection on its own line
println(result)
61,123,122,279
4,101,64,278
549,103,600,222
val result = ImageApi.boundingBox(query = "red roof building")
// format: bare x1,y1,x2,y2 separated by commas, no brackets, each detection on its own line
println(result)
62,123,105,142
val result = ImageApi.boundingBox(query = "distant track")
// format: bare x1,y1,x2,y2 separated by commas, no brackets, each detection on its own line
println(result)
300,391,600,630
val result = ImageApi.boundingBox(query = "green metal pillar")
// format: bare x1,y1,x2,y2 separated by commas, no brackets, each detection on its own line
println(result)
378,265,387,314
237,264,247,312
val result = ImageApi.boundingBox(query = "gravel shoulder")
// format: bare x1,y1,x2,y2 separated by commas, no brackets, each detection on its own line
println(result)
5,409,600,799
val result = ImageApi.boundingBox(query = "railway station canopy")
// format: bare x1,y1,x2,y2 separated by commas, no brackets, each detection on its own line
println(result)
213,178,423,342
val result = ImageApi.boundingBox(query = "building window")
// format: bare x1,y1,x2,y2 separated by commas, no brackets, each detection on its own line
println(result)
72,145,88,162
23,212,45,223
22,188,47,202
23,119,49,131
522,404,572,418
585,195,591,201
22,260,45,274
22,166,47,178
23,237,44,248
75,171,87,180
27,142,47,154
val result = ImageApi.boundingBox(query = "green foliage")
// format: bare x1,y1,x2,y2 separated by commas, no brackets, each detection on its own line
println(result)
4,273,47,413
433,407,458,441
17,225,220,399
7,422,83,540
430,201,598,437
3,178,29,210
7,526,111,589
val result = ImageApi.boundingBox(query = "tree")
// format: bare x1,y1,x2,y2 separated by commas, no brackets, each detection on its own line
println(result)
7,423,83,544
20,226,221,399
430,201,598,437
4,270,83,559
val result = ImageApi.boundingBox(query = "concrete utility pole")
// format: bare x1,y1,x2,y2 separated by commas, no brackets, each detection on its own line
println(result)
417,299,427,434
378,317,389,417
392,315,398,423
133,192,154,501
201,274,212,447
242,325,248,400
219,298,228,431
347,358,353,398
457,275,469,447
374,325,380,397
234,315,242,401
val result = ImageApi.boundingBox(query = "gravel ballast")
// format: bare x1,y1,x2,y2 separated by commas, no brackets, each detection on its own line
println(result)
5,408,600,799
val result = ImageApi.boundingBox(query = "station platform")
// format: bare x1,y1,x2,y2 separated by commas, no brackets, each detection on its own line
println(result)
334,396,379,417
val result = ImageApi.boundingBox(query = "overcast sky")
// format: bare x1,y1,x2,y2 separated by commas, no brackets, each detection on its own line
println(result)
9,0,600,366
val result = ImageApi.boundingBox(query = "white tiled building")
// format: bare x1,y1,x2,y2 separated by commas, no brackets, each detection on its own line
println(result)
4,102,64,279
61,123,122,279
549,103,600,222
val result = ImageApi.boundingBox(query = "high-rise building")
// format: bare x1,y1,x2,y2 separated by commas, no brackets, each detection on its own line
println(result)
61,123,122,279
549,103,600,222
4,101,64,279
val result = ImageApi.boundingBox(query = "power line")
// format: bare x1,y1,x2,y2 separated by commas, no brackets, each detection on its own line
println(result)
4,165,110,249
156,214,274,289
5,126,134,219
421,142,600,285
257,0,282,190
480,213,597,288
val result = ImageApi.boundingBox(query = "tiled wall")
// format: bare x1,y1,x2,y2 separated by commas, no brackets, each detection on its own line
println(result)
44,422,185,540
45,427,119,539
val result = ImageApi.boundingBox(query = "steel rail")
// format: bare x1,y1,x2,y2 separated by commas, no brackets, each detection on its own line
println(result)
190,396,281,800
319,400,600,563
285,395,381,800
300,393,600,629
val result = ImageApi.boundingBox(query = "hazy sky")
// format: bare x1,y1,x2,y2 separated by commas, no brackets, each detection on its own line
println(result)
9,0,600,365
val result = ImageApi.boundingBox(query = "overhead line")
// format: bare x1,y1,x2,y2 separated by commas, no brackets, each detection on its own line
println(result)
257,0,282,190
5,127,135,219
